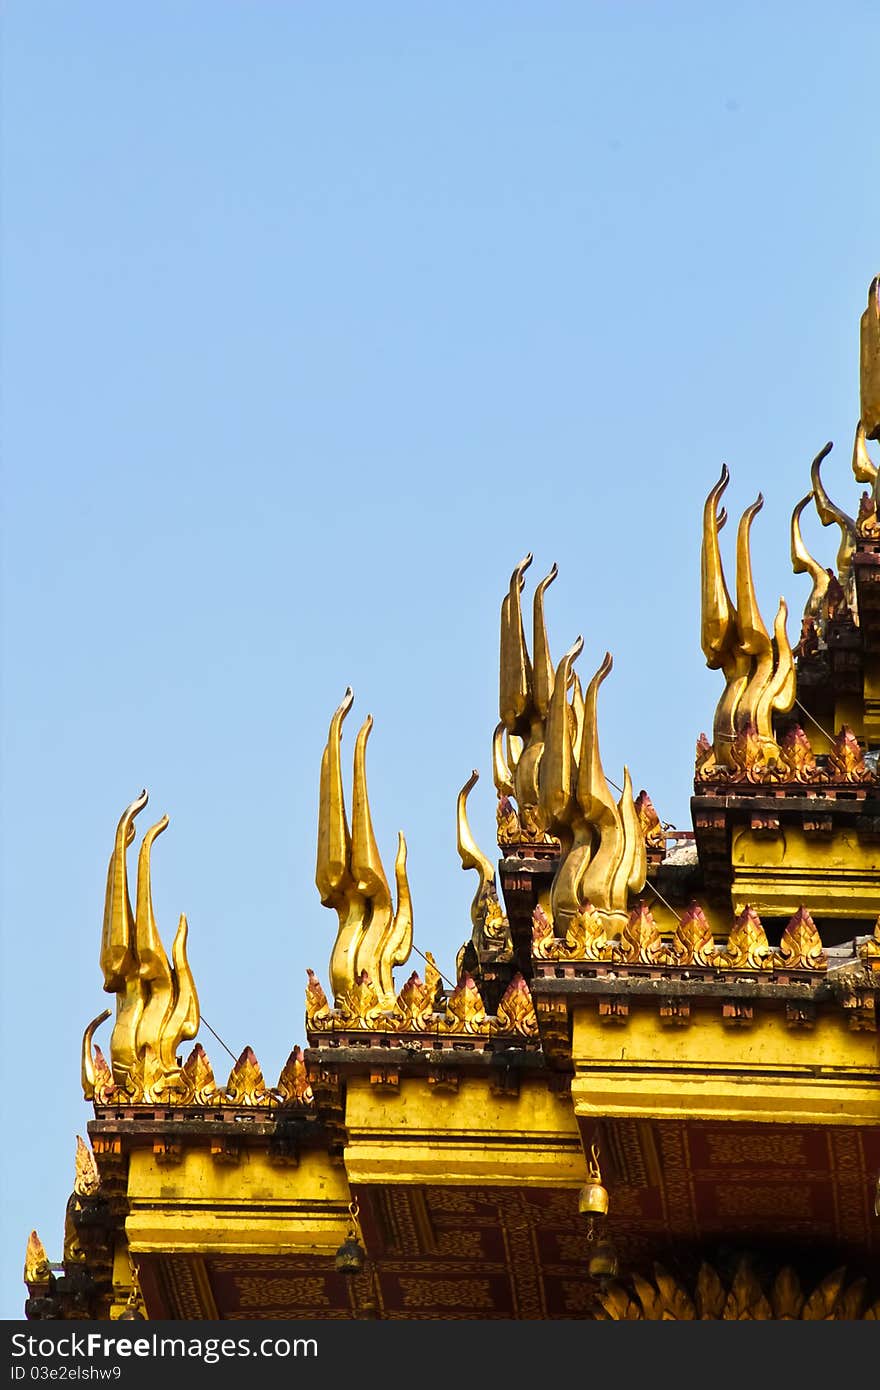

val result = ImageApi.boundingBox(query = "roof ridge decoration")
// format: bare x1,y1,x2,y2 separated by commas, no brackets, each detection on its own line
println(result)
315,687,413,1012
456,770,513,961
532,900,827,974
496,557,648,938
700,470,796,776
304,962,539,1042
87,1036,315,1110
82,791,200,1103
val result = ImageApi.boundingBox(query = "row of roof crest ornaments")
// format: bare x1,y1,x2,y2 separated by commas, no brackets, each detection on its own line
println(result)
699,275,880,783
81,279,880,1103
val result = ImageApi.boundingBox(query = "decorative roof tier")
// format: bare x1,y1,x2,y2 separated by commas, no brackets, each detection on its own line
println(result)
26,276,880,1322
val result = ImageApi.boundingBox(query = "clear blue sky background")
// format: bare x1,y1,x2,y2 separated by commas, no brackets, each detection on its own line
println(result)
1,2,877,1319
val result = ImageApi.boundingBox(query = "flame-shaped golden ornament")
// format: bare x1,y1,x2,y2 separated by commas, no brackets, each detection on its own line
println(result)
315,690,413,1011
88,791,199,1101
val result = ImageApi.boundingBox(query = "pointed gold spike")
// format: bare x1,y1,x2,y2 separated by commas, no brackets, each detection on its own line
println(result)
790,492,831,619
701,465,737,669
499,554,533,733
539,636,583,830
100,790,148,991
852,419,878,485
80,1009,111,1101
735,496,772,656
569,670,585,768
531,564,557,719
315,688,354,905
156,912,200,1073
349,716,391,903
861,274,880,440
611,766,647,909
135,816,174,1053
457,771,496,932
492,720,515,797
811,442,856,578
376,832,413,1002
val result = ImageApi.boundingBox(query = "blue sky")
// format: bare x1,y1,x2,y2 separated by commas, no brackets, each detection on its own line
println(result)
1,2,878,1317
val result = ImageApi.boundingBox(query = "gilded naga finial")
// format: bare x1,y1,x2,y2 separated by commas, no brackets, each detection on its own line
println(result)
496,557,562,837
494,560,645,935
810,442,857,585
790,492,831,622
861,274,880,442
699,469,796,771
457,770,511,959
560,655,645,933
88,791,200,1101
315,690,413,1011
852,420,877,491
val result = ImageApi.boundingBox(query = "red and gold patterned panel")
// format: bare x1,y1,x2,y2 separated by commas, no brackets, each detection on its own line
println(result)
145,1123,879,1318
584,1118,880,1258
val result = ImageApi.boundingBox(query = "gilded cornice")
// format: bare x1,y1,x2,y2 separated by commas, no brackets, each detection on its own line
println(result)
86,1038,316,1111
695,720,876,787
532,900,829,975
304,965,540,1045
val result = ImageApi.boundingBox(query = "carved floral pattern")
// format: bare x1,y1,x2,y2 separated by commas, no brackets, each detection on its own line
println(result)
276,1046,313,1105
827,726,871,781
721,906,773,970
224,1047,269,1106
634,790,666,852
179,1043,218,1105
695,722,876,786
530,899,827,975
774,906,826,971
672,903,716,966
494,973,539,1037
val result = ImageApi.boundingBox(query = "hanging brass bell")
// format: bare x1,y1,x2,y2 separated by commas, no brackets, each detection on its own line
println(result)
578,1179,610,1218
588,1238,619,1280
334,1236,366,1275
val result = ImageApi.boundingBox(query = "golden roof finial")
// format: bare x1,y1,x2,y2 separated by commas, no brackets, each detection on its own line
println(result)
852,420,877,489
315,691,413,1011
538,635,583,831
456,771,495,927
860,274,880,441
811,441,856,581
700,472,795,768
96,792,200,1099
80,1008,112,1101
548,651,645,933
700,464,738,670
700,469,751,759
499,553,533,735
530,563,558,720
790,492,831,620
491,721,517,798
